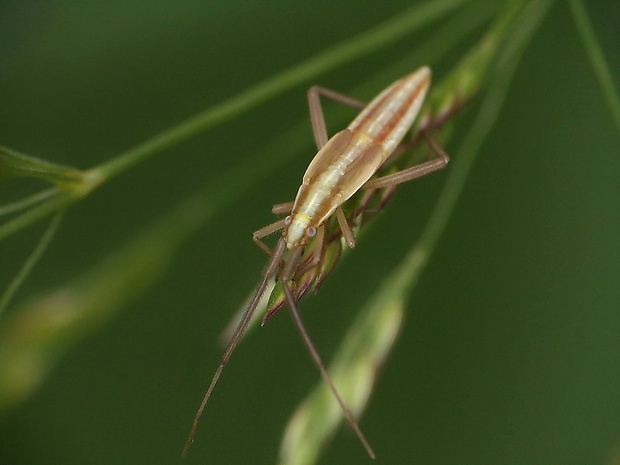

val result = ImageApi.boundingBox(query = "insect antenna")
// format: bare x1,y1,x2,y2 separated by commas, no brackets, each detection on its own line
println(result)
182,238,288,457
281,247,376,459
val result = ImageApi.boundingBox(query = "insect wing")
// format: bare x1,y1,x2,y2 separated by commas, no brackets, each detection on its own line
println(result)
303,129,352,184
335,144,384,202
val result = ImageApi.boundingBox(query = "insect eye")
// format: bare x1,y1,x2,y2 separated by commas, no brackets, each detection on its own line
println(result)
284,215,292,226
306,226,316,237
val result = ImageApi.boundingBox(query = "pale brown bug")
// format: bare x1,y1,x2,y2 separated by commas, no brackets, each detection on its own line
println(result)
183,66,449,458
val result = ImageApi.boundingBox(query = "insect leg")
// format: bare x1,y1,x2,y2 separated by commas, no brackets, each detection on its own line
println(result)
335,206,356,248
311,224,325,266
271,201,294,215
252,218,287,255
307,86,365,149
363,132,450,190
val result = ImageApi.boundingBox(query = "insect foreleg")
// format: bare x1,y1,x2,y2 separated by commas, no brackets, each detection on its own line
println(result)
307,85,366,150
310,224,325,266
252,218,288,255
335,206,356,248
271,201,294,215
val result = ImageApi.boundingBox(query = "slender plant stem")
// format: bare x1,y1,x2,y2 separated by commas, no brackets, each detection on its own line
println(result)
0,193,73,241
88,0,471,182
0,212,64,320
417,0,554,259
0,0,473,242
568,0,620,136
0,146,83,185
0,189,58,217
279,2,556,464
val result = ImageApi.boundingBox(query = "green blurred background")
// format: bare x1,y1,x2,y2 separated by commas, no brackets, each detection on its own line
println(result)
1,1,619,464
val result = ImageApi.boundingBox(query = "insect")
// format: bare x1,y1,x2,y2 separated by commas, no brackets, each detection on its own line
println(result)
183,66,449,458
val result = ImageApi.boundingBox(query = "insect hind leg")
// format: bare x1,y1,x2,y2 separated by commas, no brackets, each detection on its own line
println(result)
307,85,366,149
363,131,450,190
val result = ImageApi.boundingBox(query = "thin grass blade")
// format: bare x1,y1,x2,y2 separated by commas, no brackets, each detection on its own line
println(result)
278,1,554,463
